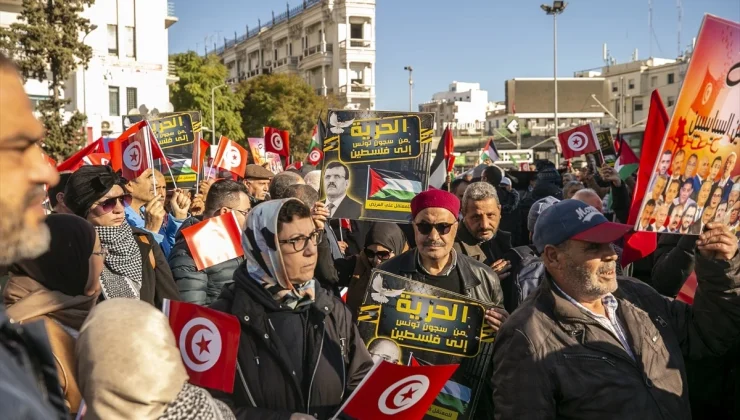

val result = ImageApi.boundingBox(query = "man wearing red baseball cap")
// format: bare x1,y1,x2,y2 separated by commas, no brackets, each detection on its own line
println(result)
492,199,740,419
380,189,506,329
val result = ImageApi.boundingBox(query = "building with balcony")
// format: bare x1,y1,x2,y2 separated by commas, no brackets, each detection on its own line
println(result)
217,0,376,110
0,0,178,140
419,81,501,137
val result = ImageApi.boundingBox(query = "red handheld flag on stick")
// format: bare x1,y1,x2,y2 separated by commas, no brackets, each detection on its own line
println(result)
180,212,244,271
332,360,458,420
57,137,105,171
557,123,600,159
192,138,210,173
264,126,290,157
212,136,248,178
162,299,241,393
110,120,164,180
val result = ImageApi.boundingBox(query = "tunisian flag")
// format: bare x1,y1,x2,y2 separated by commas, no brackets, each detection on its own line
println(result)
57,137,106,171
212,136,248,177
110,120,165,180
180,211,244,271
557,123,599,159
264,126,290,157
192,138,210,173
162,299,240,393
332,360,458,420
621,90,669,267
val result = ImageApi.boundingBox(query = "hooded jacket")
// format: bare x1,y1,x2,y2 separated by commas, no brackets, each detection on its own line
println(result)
209,199,373,420
168,216,244,305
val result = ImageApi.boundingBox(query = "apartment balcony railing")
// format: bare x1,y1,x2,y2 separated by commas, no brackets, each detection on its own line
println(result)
338,84,373,95
300,43,333,60
338,39,374,49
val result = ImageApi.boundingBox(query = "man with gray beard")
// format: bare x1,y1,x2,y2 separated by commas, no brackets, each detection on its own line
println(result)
492,199,740,420
0,52,68,419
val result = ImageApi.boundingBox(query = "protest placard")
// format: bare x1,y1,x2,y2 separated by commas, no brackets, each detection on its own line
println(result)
356,270,497,420
636,15,740,234
247,137,284,174
321,110,434,222
123,111,202,188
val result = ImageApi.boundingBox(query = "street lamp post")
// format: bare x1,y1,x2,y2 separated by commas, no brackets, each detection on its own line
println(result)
211,83,227,144
541,2,567,142
404,66,413,112
82,24,98,117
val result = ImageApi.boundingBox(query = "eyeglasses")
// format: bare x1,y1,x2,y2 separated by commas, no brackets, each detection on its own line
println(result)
90,194,132,216
228,208,249,218
92,246,108,258
364,248,393,261
278,229,324,252
415,221,456,236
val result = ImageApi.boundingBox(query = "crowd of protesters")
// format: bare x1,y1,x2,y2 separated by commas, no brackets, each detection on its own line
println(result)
1,51,739,420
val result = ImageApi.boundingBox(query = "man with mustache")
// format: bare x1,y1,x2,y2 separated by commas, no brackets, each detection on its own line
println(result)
454,182,512,279
322,161,361,219
380,189,506,327
492,199,740,419
0,52,69,419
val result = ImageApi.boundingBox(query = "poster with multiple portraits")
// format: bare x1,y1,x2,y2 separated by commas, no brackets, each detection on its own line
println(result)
320,110,434,223
635,15,740,236
356,270,496,420
123,111,203,189
246,137,284,174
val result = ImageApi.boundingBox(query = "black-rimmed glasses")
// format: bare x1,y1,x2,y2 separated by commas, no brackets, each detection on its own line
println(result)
278,229,324,252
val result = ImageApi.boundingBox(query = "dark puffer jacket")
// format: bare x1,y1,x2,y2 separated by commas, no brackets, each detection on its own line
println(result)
168,216,243,305
209,269,373,420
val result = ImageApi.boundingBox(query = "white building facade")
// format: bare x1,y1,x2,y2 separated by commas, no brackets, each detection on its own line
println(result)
419,81,500,136
217,0,376,110
0,0,178,141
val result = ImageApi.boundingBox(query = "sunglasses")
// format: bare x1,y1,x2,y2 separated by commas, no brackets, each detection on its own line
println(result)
364,249,393,261
90,194,132,216
415,221,456,236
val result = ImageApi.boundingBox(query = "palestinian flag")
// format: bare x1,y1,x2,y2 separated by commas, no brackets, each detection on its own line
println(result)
367,168,422,201
479,138,500,164
306,118,326,166
614,134,639,181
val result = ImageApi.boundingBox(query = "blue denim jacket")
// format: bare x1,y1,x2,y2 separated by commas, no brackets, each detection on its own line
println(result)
124,205,184,257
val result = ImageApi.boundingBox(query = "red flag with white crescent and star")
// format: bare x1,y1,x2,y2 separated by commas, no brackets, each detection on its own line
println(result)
212,136,248,178
557,123,599,160
333,360,458,420
110,120,165,180
162,299,241,393
264,126,290,157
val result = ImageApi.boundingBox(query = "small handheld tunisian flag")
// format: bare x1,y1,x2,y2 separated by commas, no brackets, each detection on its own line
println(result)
264,126,290,157
332,360,458,420
57,137,106,171
192,138,210,173
180,212,244,271
162,299,240,393
82,153,111,166
557,123,599,159
110,120,164,180
212,136,248,178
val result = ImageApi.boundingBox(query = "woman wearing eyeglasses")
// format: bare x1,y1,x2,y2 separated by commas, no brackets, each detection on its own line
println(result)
210,198,373,420
63,165,179,308
4,214,104,416
335,222,407,319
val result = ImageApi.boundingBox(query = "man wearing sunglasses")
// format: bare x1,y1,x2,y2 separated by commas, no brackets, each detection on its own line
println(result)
123,168,191,257
380,189,506,330
169,180,251,305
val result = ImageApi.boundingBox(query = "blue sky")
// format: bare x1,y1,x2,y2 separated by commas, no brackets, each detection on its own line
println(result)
169,0,739,111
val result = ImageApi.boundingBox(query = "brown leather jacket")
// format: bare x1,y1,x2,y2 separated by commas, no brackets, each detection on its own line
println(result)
492,252,740,420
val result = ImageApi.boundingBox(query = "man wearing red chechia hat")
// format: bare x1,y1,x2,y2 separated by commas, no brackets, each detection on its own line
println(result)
380,189,507,331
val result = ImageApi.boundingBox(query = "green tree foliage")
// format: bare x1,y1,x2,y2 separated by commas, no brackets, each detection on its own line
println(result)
169,52,244,142
0,0,95,161
237,73,343,156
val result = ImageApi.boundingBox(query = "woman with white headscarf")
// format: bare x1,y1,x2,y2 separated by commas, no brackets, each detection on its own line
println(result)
76,299,235,420
209,198,373,420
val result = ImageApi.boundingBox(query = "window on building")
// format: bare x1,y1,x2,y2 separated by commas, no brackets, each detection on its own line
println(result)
350,23,363,39
289,43,293,56
611,82,618,92
124,26,135,58
28,95,51,111
651,75,658,87
667,96,676,107
667,73,675,84
109,86,120,116
634,98,643,111
274,49,277,61
107,24,118,56
126,88,137,113
628,79,635,89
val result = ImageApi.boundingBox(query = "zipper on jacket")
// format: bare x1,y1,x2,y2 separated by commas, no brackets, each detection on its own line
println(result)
339,337,347,399
563,353,616,366
306,321,326,414
237,361,258,407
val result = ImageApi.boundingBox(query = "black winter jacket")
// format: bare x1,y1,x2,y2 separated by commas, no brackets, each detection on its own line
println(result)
168,216,243,305
209,268,373,420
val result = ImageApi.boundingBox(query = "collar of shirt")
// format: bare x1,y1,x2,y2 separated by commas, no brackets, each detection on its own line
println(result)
416,249,457,277
326,194,346,215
